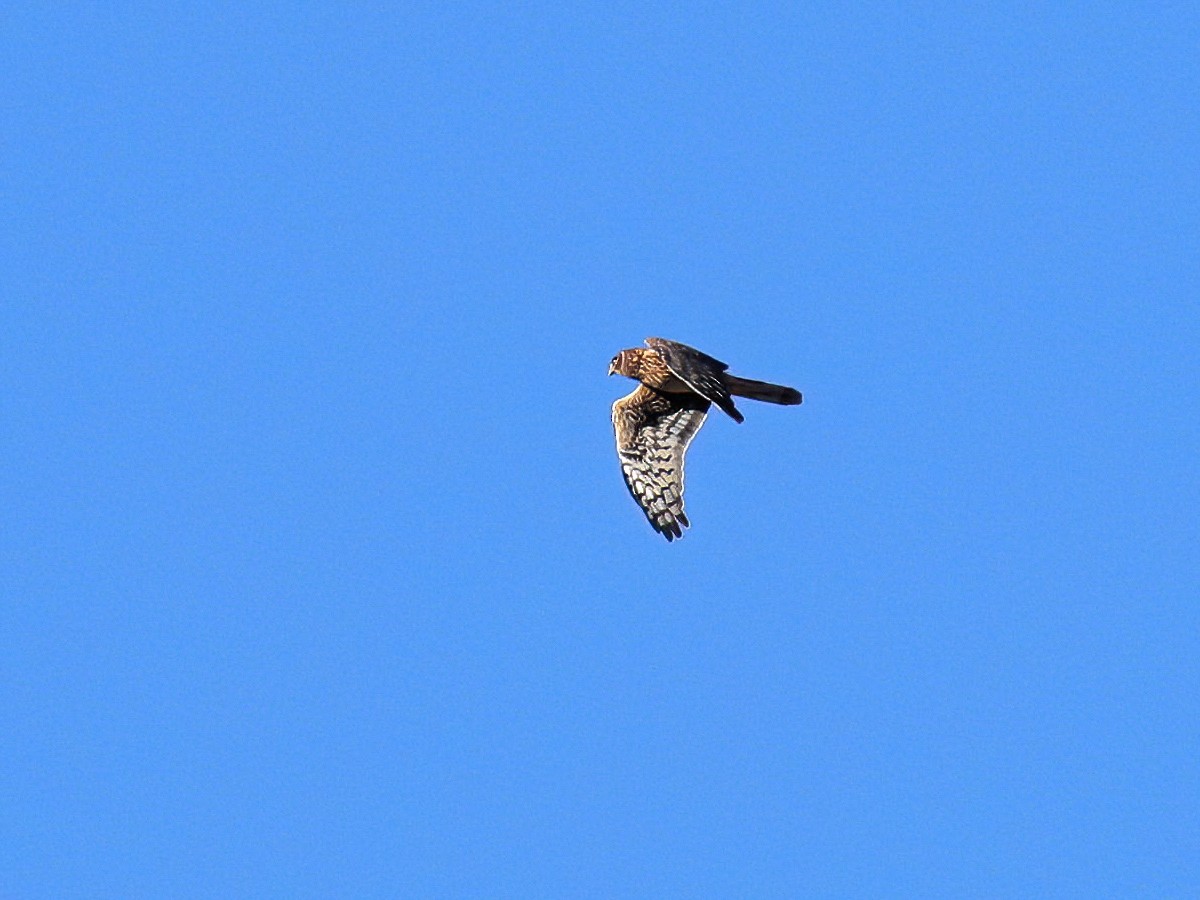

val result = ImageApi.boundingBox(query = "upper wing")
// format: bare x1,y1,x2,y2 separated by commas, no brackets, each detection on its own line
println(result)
644,337,743,423
612,384,710,541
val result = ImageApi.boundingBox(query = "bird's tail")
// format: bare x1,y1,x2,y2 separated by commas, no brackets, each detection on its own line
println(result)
724,374,803,406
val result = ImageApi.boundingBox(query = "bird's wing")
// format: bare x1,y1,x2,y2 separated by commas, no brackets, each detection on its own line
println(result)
644,337,743,423
612,384,710,541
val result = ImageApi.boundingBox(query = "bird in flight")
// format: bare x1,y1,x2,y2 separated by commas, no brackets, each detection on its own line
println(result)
609,337,802,541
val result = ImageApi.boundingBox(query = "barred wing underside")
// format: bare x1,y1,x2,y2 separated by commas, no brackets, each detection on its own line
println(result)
612,385,710,541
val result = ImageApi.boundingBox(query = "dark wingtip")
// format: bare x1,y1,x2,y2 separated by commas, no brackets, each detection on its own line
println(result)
655,514,687,541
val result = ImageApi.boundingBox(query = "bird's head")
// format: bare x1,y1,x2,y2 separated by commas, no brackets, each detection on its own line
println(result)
608,350,632,378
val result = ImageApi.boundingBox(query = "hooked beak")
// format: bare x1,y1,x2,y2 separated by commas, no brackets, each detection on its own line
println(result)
607,361,616,376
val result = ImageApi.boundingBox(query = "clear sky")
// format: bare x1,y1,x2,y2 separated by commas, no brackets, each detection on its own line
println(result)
5,3,1198,897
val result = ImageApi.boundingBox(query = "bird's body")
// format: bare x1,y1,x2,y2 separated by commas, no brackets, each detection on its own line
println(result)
609,337,802,540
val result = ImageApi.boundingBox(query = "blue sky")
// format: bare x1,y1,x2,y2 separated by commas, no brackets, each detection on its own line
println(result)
4,3,1198,896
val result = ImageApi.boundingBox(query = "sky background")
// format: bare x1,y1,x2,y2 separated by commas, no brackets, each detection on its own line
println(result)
4,3,1198,897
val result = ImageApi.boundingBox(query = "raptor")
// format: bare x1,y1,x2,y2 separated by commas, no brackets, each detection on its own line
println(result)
609,337,802,540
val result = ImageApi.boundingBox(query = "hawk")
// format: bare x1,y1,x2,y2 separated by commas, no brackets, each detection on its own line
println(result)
609,337,803,540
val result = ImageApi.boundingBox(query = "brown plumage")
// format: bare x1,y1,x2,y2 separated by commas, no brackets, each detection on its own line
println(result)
609,337,802,540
